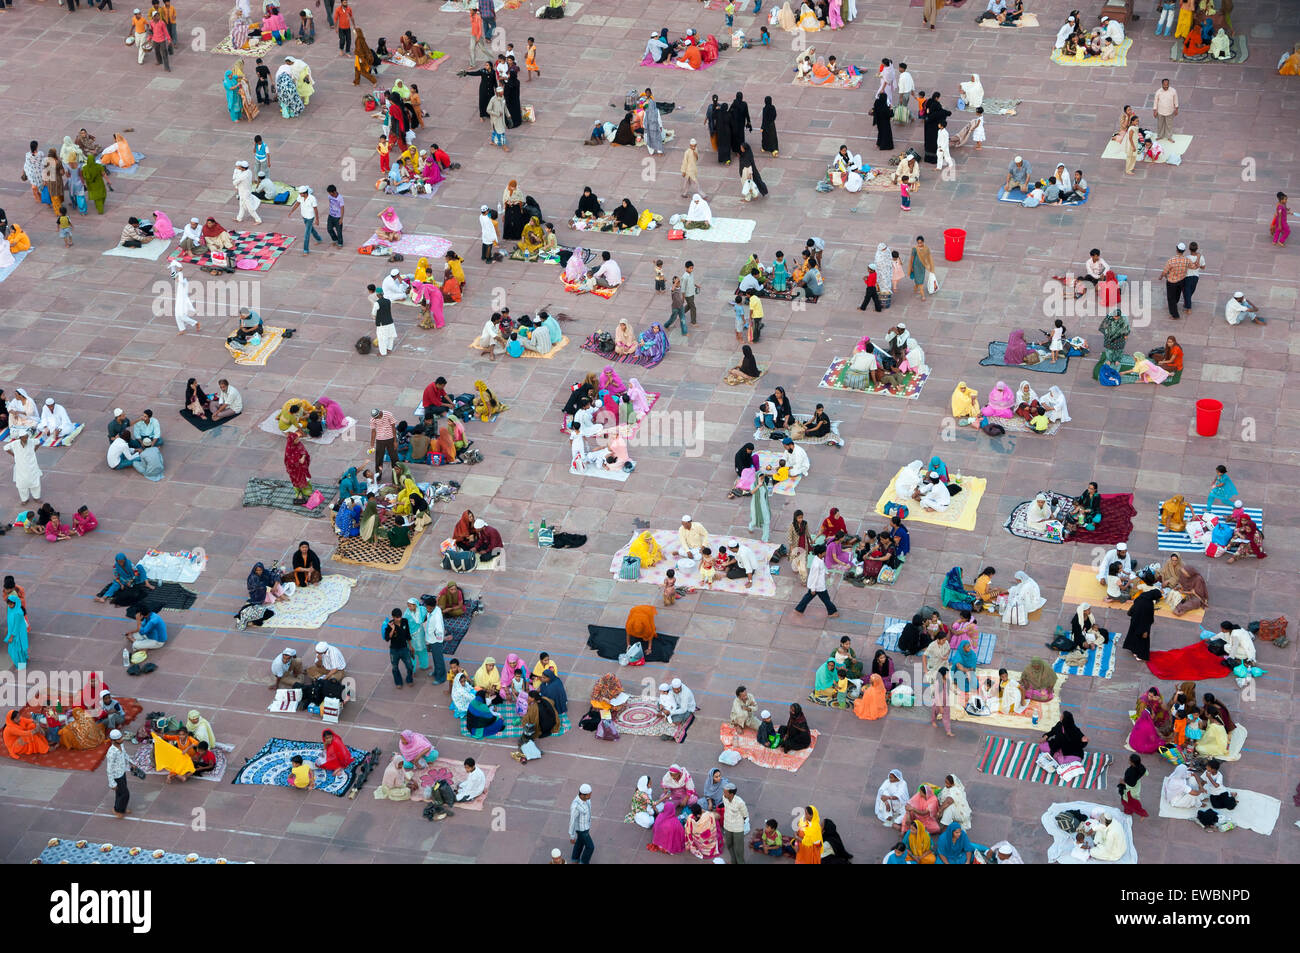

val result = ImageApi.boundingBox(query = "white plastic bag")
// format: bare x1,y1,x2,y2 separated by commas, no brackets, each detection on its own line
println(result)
718,749,742,766
925,271,940,295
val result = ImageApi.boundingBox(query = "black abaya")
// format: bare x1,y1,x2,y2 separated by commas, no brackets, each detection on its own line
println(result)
761,100,779,153
872,94,894,151
738,147,768,196
502,203,526,241
715,104,732,162
1122,590,1158,661
468,67,495,120
504,74,523,128
922,96,951,164
728,104,747,152
614,112,637,146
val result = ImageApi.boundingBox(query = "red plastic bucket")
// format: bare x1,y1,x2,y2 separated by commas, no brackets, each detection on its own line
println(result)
943,228,966,262
1195,399,1223,437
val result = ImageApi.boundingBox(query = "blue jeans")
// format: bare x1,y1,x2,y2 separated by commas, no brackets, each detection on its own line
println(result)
1181,274,1199,310
429,641,446,683
795,589,837,615
664,307,688,336
483,17,496,40
303,219,323,252
755,412,775,429
112,458,136,470
390,647,414,686
571,829,594,864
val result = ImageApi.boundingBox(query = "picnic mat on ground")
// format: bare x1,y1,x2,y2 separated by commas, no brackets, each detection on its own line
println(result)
978,11,1039,26
818,356,928,399
1147,641,1232,681
456,702,571,740
1171,34,1248,64
242,477,337,517
1003,413,1063,436
874,471,986,531
361,232,452,259
179,409,238,431
231,737,376,797
37,840,230,864
0,250,30,283
719,723,819,772
755,449,802,496
586,625,679,663
570,462,631,481
258,412,355,444
1063,492,1136,545
520,335,570,358
510,245,595,266
441,599,482,656
568,215,642,236
1051,37,1132,67
754,414,842,447
977,734,1111,790
997,185,1089,207
683,218,756,244
792,69,865,89
610,531,778,598
129,741,230,782
331,525,426,571
978,341,1069,373
579,333,667,368
96,581,197,614
168,231,294,272
951,669,1065,730
385,51,447,70
102,240,172,261
876,616,997,664
0,698,142,768
1041,801,1137,863
1062,564,1204,623
264,576,357,629
1091,354,1181,386
213,35,278,55
29,423,85,449
138,549,206,584
1101,133,1192,164
225,326,286,366
562,274,618,298
1157,502,1263,552
1159,778,1277,835
613,700,685,739
1053,640,1117,678
423,758,496,811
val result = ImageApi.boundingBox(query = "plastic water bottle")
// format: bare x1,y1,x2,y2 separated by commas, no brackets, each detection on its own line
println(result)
528,521,535,536
122,648,131,669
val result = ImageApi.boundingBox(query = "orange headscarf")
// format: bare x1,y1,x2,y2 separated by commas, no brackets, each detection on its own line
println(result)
854,674,888,720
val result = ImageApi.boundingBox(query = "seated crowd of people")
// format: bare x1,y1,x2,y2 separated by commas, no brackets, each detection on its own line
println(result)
843,326,928,392
1052,11,1125,60
561,368,651,474
105,406,165,481
737,242,825,301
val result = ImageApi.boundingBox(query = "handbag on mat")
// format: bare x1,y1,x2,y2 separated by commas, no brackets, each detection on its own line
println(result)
594,719,620,741
619,555,642,580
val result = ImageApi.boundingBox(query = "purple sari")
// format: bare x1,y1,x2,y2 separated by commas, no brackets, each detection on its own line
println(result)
638,324,671,366
1004,329,1029,365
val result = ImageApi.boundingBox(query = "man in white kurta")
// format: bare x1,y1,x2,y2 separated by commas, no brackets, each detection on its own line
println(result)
935,123,954,172
918,475,951,512
381,268,409,303
232,161,262,224
37,399,74,442
781,439,811,478
678,516,708,558
727,540,761,588
170,263,199,333
1095,542,1134,582
663,677,697,723
3,431,42,501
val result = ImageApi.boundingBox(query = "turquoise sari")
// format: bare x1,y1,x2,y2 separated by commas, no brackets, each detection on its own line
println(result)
223,71,242,123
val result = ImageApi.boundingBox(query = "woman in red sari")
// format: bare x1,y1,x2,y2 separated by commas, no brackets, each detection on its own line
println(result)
284,431,313,504
821,507,847,539
317,729,353,774
1135,686,1173,737
1227,515,1267,562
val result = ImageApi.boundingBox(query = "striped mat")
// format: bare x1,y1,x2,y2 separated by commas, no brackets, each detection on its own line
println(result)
877,616,997,664
1052,639,1116,678
977,734,1111,790
1156,502,1263,552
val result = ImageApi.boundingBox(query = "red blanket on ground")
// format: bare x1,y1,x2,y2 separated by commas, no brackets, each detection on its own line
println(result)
1147,642,1231,681
1066,493,1136,545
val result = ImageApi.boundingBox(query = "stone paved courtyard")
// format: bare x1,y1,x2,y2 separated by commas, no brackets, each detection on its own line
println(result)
0,0,1296,865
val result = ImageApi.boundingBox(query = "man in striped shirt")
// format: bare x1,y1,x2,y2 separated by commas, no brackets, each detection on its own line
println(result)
1158,243,1188,319
369,408,398,483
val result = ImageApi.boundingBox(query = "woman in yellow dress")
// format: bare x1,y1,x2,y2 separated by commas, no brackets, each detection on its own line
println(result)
951,381,979,419
796,1,822,30
516,216,546,258
794,805,823,863
8,224,32,253
1174,0,1194,39
628,530,664,567
906,818,937,863
278,398,316,431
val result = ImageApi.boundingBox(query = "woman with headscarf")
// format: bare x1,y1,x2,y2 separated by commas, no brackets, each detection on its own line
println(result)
624,378,651,418
651,803,687,853
247,562,289,605
736,144,768,197
1001,571,1045,626
642,92,665,156
201,217,234,253
903,783,940,834
854,673,888,721
352,26,377,85
723,345,761,385
959,73,984,110
574,186,603,218
684,192,713,230
870,92,894,150
936,822,983,864
817,507,845,539
625,774,657,827
504,70,523,129
1070,603,1108,649
660,764,696,807
4,593,29,673
472,380,507,421
1227,515,1267,562
760,96,779,155
922,92,951,163
275,58,307,118
794,805,823,863
875,770,909,827
1002,328,1031,366
815,817,851,863
777,702,812,752
501,180,525,240
398,729,437,769
748,474,773,543
499,653,527,705
714,101,732,163
288,541,321,589
609,318,637,357
461,689,503,738
1041,711,1088,762
905,819,936,863
869,242,894,301
222,69,243,122
1122,586,1160,661
611,198,640,230
80,153,107,215
699,767,730,811
612,110,637,147
785,510,811,582
4,709,47,757
937,774,971,830
283,431,312,504
893,613,925,657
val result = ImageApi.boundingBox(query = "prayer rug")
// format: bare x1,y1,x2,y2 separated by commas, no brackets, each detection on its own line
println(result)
950,668,1065,730
975,97,1022,115
683,218,757,244
509,245,595,267
0,698,142,768
422,758,496,811
1053,640,1117,678
179,409,239,431
1002,414,1063,436
102,240,172,261
755,449,803,496
129,741,230,783
1062,564,1204,623
719,723,819,772
722,368,764,386
257,412,355,444
360,232,453,259
168,231,295,272
332,525,426,571
876,616,997,664
1147,641,1232,681
1091,355,1181,386
874,471,986,532
441,599,482,656
579,333,667,369
1101,133,1192,164
610,531,779,598
1040,801,1137,863
1050,37,1132,67
1171,35,1248,65
231,737,375,797
586,625,679,663
242,477,337,517
225,326,286,366
1156,502,1263,552
264,576,357,629
977,734,1111,790
570,462,632,481
753,414,843,447
1159,778,1278,835
977,11,1039,26
32,423,85,448
561,274,619,298
610,701,690,742
641,52,718,70
96,581,197,614
997,185,1089,207
568,215,642,236
457,703,571,740
0,250,29,283
37,839,233,865
978,340,1069,373
138,550,206,584
818,356,929,399
213,35,278,56
384,51,447,70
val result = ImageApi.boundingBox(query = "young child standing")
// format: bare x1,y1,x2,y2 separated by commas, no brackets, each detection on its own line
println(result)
253,135,269,178
57,209,73,247
900,178,912,212
653,259,666,292
377,136,391,173
662,568,680,605
666,276,687,338
1048,319,1065,363
698,546,715,587
254,58,271,104
724,1,735,26
525,37,540,80
971,106,985,151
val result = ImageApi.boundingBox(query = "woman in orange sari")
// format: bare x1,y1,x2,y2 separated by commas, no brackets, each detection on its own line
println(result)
853,673,888,720
625,604,657,653
794,805,823,863
4,710,50,757
906,819,937,863
101,133,135,169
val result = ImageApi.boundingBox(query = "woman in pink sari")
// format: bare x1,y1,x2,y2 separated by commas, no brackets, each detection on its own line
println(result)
650,806,686,853
902,783,941,834
1003,329,1029,365
377,206,403,243
598,365,627,396
981,380,1015,418
661,764,697,807
152,210,175,239
412,280,446,329
1271,191,1290,246
398,729,437,767
422,153,445,186
684,803,722,859
315,396,348,430
627,378,651,416
1127,705,1161,753
563,246,586,283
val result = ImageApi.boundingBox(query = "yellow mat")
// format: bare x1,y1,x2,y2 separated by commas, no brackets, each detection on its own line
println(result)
1062,563,1205,623
1101,134,1192,164
874,470,986,532
225,327,285,366
950,668,1065,731
1051,37,1132,67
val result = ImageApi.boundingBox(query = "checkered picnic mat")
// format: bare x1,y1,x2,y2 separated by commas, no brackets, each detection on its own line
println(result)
168,231,295,273
242,478,336,517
